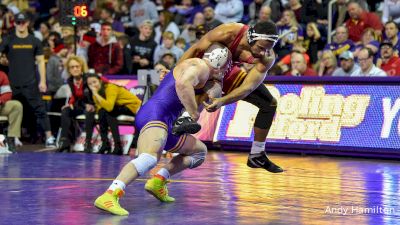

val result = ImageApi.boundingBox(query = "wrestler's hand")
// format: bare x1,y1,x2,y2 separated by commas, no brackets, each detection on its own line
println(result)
262,49,276,72
203,97,224,112
190,111,200,121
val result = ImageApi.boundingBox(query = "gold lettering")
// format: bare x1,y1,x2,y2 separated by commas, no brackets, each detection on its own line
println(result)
265,86,370,142
341,95,370,127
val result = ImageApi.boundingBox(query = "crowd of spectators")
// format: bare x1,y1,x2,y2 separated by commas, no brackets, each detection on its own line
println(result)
0,0,399,153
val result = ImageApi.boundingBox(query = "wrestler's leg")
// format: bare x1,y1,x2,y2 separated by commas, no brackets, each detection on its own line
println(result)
94,126,168,215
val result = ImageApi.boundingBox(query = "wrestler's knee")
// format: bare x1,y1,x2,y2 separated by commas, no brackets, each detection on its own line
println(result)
130,153,158,176
188,142,207,169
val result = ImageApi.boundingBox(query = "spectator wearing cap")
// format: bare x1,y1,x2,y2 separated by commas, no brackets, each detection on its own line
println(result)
153,31,184,63
383,21,400,55
88,22,123,75
160,52,177,69
203,6,222,31
100,6,124,33
332,51,361,76
0,12,56,147
46,40,68,95
324,26,355,58
345,1,383,43
356,47,387,77
379,41,400,76
130,20,157,75
286,51,317,76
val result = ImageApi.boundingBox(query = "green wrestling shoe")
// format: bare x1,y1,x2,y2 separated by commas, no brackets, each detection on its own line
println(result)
94,188,129,216
145,175,175,203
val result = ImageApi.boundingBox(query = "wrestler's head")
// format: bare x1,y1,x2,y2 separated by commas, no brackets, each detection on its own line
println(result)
247,21,278,58
203,43,232,77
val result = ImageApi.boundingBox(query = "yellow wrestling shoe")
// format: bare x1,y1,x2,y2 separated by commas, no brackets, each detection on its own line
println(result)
145,175,175,202
94,189,129,216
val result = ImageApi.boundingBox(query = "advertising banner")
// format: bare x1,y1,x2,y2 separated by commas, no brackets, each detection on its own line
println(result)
215,84,400,151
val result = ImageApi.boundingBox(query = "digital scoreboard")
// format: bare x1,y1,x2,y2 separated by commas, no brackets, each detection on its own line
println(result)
60,0,89,27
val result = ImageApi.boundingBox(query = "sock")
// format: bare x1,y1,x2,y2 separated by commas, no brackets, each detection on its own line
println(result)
108,179,126,191
250,141,266,154
156,168,170,180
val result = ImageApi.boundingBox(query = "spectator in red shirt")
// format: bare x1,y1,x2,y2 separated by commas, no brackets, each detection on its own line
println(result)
58,56,96,153
345,1,383,43
379,41,400,76
88,22,123,75
0,71,22,152
286,51,317,76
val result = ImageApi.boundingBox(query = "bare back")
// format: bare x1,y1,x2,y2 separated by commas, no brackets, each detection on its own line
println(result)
173,58,211,89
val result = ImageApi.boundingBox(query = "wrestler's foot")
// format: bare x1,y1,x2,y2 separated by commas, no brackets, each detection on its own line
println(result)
172,116,201,135
247,152,284,173
145,175,175,202
94,189,129,216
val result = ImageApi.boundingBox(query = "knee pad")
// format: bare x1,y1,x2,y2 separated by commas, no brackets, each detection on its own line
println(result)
130,153,158,176
188,149,207,169
254,104,277,129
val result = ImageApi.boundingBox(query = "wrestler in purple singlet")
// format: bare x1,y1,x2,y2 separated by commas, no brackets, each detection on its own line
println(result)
135,70,189,152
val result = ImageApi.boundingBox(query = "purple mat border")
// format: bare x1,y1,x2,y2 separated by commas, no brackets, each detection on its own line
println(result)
264,76,400,85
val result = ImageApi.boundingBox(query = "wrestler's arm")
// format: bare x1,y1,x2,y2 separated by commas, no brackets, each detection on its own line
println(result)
177,24,234,63
218,51,276,105
175,61,209,119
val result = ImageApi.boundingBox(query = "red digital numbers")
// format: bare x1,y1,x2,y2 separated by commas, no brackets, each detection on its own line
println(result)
73,5,88,18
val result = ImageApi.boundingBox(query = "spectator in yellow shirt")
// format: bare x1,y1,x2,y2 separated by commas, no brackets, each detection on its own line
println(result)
86,73,141,155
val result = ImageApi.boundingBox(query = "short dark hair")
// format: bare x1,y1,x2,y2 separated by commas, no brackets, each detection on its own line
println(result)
254,21,278,36
385,20,399,29
101,21,112,28
102,6,114,16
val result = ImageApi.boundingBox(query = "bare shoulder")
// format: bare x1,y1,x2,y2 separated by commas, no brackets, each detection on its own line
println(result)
207,23,245,45
176,58,207,73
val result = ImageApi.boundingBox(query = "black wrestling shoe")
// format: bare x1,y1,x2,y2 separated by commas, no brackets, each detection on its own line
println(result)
172,116,201,135
57,138,70,153
247,152,284,173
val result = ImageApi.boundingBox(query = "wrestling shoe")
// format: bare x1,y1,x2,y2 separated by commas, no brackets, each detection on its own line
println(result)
247,151,284,173
172,116,201,135
144,175,175,202
94,188,129,216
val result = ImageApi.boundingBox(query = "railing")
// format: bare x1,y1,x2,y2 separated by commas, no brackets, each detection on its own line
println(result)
328,0,338,44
